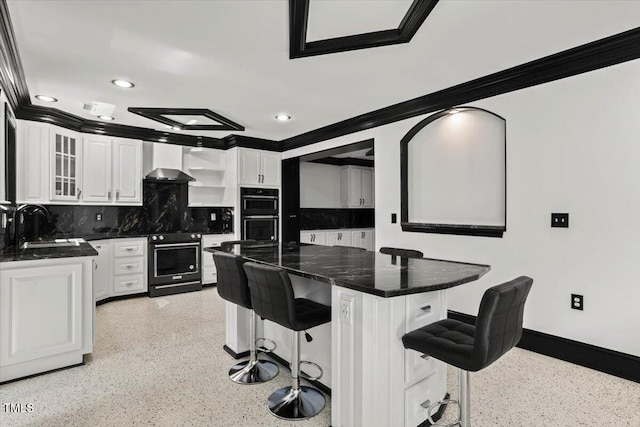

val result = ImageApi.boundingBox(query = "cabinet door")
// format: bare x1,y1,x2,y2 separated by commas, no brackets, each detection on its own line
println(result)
238,150,260,185
351,230,368,249
17,122,50,203
363,229,375,251
325,231,340,247
260,152,281,186
348,168,362,207
340,168,349,207
51,129,82,201
360,168,374,208
91,241,111,301
300,231,314,244
82,136,112,203
0,263,83,366
113,139,142,204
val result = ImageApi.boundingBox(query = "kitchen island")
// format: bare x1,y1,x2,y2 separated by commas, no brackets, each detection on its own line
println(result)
205,243,490,427
0,240,97,382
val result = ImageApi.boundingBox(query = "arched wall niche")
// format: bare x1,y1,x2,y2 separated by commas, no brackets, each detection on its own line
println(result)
400,106,506,237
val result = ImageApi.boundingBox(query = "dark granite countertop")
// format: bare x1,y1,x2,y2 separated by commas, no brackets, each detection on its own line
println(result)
0,241,99,263
205,243,490,297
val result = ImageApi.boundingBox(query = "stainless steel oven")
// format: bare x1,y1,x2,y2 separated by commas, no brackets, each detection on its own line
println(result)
148,233,202,297
241,187,279,242
241,187,278,215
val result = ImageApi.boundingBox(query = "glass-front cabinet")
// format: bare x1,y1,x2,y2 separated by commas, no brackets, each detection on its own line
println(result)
51,128,82,201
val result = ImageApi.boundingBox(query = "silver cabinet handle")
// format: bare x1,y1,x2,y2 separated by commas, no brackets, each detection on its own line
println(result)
124,264,136,269
116,189,120,200
420,354,431,360
125,281,135,286
107,189,112,199
77,189,82,199
420,305,432,313
125,247,135,251
420,399,431,409
93,260,98,270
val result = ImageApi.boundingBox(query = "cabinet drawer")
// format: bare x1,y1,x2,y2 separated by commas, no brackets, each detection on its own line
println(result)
405,350,442,386
201,250,216,267
113,240,145,257
113,257,144,275
404,374,442,427
202,267,217,284
405,292,442,334
113,274,146,294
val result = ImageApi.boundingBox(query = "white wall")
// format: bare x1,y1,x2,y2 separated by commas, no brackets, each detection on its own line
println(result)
299,161,342,208
283,60,640,357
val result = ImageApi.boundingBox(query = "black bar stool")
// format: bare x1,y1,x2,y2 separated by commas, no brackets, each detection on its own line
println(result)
402,276,533,427
380,246,424,258
213,252,279,384
243,262,331,420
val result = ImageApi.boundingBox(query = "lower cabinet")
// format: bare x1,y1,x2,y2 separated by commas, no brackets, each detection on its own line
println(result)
201,233,235,284
301,228,374,251
90,238,147,302
0,256,94,382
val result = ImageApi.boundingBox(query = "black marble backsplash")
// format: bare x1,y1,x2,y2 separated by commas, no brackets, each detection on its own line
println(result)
299,208,374,230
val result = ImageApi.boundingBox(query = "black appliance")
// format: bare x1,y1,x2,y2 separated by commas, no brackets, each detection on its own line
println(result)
241,187,278,242
148,233,202,297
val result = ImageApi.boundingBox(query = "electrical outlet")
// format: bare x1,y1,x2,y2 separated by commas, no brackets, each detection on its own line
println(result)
95,213,103,222
340,301,351,324
551,213,569,228
391,213,397,224
571,294,583,311
210,213,217,221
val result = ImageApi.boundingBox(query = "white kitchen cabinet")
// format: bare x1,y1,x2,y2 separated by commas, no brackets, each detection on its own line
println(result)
92,240,112,301
16,121,50,204
82,136,112,202
0,256,94,382
51,127,82,202
341,166,374,208
201,233,235,284
113,139,142,204
83,137,142,205
325,230,352,247
300,230,326,245
90,238,147,302
238,148,280,186
350,228,375,251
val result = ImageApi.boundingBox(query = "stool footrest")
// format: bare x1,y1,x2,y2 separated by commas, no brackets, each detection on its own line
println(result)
298,360,323,381
256,337,277,353
426,398,461,427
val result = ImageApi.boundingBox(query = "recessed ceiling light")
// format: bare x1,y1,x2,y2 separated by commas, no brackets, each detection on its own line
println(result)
172,126,182,131
35,95,57,102
98,115,114,121
112,79,135,88
275,114,291,121
186,119,198,125
448,109,459,115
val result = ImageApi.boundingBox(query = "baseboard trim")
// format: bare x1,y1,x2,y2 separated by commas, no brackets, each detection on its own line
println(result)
0,362,84,385
95,292,148,306
447,310,640,383
222,345,249,360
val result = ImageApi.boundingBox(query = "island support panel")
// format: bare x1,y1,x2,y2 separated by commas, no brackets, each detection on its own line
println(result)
331,286,448,427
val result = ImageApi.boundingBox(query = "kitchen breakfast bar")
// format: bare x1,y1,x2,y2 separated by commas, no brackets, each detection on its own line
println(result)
205,243,490,427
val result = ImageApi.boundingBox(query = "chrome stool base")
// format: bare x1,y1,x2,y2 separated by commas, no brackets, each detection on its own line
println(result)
426,398,461,427
267,385,326,420
229,359,279,384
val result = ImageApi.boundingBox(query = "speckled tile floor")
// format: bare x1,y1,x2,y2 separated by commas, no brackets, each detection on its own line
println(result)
1,287,638,426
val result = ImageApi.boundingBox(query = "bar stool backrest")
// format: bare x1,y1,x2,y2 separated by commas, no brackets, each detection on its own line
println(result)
379,247,424,258
220,239,258,252
213,252,252,309
471,276,533,371
243,262,297,330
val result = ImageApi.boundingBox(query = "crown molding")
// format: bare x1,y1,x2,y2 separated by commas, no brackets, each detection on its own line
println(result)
281,27,640,150
289,0,439,59
0,0,30,112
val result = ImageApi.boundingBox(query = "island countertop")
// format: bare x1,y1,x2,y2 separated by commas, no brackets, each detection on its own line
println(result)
204,243,490,297
0,240,98,263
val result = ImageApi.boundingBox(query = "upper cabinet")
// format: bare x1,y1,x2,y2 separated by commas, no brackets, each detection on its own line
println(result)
17,122,142,205
51,127,82,201
238,148,280,187
340,166,374,208
183,147,236,207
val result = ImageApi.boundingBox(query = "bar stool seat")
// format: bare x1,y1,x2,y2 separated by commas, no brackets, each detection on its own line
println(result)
244,262,331,420
402,276,533,426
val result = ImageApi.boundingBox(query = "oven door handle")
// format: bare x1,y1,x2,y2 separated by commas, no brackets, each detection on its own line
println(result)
242,195,278,200
153,242,202,248
243,215,279,219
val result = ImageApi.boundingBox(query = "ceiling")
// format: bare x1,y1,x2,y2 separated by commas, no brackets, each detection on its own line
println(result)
6,0,640,142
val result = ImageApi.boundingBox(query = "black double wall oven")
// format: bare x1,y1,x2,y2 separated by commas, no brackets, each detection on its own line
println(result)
241,187,279,242
148,233,202,297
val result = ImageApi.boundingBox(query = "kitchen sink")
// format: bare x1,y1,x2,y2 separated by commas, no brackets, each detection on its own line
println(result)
21,239,83,249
